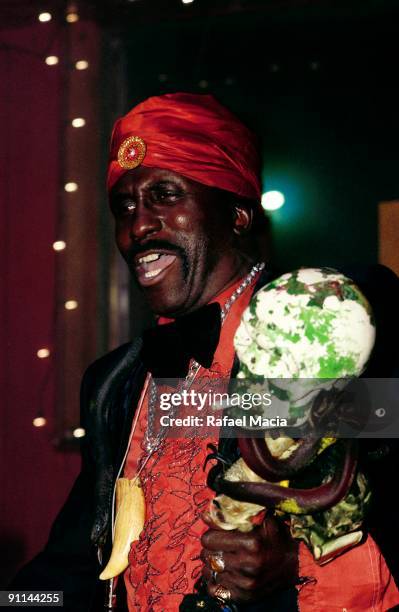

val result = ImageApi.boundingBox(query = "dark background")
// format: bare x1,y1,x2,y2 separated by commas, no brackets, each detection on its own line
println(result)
101,0,399,345
1,0,398,587
114,0,399,271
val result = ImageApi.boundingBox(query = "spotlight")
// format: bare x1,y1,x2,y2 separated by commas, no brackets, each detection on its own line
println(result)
261,191,285,211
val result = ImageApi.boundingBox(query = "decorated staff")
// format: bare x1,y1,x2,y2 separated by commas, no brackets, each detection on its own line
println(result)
208,268,375,563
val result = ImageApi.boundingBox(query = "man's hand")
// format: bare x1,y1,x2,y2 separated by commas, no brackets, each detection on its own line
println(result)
200,512,298,604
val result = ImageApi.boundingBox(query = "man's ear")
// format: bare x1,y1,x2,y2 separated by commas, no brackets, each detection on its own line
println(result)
232,203,253,235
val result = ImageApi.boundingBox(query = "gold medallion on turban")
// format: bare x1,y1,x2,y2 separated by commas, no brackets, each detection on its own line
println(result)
117,135,146,170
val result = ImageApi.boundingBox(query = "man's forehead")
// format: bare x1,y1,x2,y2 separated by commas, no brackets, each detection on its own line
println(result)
111,166,208,193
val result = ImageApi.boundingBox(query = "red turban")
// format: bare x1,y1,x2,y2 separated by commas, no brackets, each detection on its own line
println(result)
107,93,261,202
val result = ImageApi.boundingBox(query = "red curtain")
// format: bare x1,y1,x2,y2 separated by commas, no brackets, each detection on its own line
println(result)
0,23,81,585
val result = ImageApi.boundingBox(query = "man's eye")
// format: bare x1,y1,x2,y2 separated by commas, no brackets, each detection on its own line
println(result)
151,189,182,203
119,199,136,214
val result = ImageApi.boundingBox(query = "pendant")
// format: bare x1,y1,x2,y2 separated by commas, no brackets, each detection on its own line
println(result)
99,477,146,580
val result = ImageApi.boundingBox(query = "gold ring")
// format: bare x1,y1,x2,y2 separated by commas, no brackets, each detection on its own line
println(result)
210,552,225,573
214,585,231,602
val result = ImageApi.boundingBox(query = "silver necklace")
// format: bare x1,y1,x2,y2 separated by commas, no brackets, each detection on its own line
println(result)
143,262,265,453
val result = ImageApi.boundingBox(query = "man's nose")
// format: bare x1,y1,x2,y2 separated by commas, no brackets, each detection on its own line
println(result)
129,198,162,241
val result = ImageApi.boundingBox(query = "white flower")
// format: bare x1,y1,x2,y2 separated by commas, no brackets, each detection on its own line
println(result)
234,318,253,349
235,268,375,380
297,268,343,285
326,299,375,372
297,269,326,285
323,295,341,311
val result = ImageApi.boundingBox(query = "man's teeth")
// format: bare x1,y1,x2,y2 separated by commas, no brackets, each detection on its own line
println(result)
136,252,177,281
144,269,162,278
138,253,161,264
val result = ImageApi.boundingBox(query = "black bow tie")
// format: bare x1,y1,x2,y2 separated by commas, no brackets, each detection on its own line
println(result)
141,302,222,378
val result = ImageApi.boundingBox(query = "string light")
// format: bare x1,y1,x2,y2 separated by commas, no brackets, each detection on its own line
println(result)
71,117,86,128
73,427,86,438
53,240,66,251
64,182,78,192
38,17,92,441
66,12,79,23
33,417,47,427
38,12,52,22
45,56,59,66
75,60,89,70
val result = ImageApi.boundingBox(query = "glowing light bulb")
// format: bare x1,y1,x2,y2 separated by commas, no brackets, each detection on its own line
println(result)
66,12,79,23
65,300,78,310
45,56,59,66
261,190,285,211
64,182,78,192
37,348,50,359
33,417,47,427
71,117,86,128
73,427,86,438
53,240,66,251
38,12,52,22
75,60,89,70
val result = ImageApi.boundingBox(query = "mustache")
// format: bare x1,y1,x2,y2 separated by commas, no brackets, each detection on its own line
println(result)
128,239,184,260
126,239,189,278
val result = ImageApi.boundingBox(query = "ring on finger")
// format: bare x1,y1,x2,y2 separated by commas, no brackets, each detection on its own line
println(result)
210,552,225,573
214,585,231,602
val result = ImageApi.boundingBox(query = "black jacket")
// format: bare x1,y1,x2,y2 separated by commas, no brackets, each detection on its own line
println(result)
11,264,399,611
11,339,146,611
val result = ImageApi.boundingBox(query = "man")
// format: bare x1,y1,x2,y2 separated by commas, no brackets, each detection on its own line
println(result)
12,93,399,611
